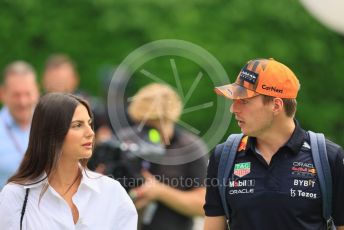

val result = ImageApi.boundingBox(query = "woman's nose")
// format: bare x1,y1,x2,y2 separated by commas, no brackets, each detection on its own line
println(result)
86,125,95,138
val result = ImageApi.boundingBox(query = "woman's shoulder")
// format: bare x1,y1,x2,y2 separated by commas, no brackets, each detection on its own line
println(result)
0,183,26,208
1,183,25,195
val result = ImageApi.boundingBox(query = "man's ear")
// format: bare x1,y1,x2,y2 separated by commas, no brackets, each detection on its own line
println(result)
272,98,284,115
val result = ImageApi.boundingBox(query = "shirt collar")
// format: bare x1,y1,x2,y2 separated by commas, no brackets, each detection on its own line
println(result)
23,173,49,189
283,119,306,154
246,119,306,155
79,169,101,194
23,168,101,194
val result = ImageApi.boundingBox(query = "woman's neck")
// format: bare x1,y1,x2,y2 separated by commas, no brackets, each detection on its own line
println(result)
49,160,81,194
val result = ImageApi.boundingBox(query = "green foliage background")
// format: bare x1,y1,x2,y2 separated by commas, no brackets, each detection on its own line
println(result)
1,0,343,148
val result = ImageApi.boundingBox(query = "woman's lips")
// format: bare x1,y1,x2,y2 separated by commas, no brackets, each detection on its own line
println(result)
82,142,92,149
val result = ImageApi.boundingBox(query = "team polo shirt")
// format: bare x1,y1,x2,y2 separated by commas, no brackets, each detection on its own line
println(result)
204,121,344,230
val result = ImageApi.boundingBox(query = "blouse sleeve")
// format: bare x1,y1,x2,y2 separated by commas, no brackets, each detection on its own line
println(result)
113,182,138,230
0,184,24,230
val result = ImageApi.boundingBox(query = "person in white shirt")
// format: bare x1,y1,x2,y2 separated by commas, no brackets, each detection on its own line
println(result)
0,61,40,189
0,93,137,230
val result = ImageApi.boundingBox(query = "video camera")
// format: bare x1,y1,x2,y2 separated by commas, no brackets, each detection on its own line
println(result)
88,126,165,190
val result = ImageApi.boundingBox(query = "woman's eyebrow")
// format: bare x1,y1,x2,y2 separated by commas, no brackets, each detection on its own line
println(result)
71,120,83,123
71,119,92,123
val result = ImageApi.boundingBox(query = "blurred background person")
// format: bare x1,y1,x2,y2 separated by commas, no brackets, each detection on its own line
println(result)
123,83,208,230
0,61,39,189
42,54,79,94
42,54,112,143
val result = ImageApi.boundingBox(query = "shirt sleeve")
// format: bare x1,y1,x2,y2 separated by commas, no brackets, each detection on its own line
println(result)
114,183,138,230
330,145,344,226
203,148,225,216
0,184,22,230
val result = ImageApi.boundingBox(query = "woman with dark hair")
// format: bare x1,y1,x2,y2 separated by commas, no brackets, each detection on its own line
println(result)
0,93,137,230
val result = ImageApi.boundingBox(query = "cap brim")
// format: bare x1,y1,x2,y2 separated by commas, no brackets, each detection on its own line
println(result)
214,83,259,99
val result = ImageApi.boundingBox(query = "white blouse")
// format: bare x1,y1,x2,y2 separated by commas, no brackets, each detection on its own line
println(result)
0,170,137,230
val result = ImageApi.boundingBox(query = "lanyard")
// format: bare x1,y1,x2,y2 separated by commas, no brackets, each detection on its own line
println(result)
1,115,25,155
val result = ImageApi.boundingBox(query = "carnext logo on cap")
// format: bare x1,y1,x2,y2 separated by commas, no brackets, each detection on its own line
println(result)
262,85,283,93
239,69,258,84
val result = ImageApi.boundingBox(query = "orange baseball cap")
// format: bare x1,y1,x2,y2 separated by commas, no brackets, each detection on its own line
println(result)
215,58,300,99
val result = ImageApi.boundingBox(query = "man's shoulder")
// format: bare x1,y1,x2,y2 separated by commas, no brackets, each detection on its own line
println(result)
303,131,343,164
324,137,344,163
0,106,16,130
0,120,6,134
304,131,342,153
0,108,6,130
0,106,10,120
325,138,342,152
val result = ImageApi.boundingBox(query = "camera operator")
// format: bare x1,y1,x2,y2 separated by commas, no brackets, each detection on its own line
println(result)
126,83,208,230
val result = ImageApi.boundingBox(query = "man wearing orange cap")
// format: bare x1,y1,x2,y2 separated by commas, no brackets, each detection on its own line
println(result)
203,58,344,230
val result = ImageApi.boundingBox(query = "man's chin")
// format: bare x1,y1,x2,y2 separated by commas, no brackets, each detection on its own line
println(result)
13,113,32,125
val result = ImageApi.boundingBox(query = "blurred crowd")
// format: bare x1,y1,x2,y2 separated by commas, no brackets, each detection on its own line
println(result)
0,55,208,230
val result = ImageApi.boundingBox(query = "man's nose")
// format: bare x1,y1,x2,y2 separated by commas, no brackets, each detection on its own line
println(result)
17,94,30,107
230,100,240,114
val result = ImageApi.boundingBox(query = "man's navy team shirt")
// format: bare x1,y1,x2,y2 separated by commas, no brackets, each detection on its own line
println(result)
204,121,344,230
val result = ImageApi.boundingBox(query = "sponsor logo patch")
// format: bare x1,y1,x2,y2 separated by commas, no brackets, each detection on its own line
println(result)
290,188,317,199
226,88,233,95
261,84,283,93
239,69,258,84
229,188,254,195
291,161,316,176
293,179,316,188
233,162,251,178
228,179,255,188
302,141,311,149
237,136,248,152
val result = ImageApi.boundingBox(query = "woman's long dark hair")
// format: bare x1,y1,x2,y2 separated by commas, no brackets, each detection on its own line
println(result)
7,93,94,185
